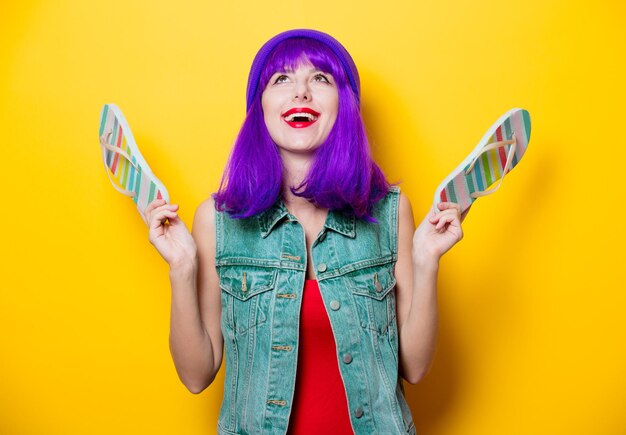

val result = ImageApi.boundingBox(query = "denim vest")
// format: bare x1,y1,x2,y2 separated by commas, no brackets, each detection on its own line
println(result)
214,186,415,435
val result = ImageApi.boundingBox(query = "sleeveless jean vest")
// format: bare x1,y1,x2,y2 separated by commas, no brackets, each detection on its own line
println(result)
214,186,416,435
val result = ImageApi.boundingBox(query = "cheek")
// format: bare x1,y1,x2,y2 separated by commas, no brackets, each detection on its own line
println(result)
327,98,339,129
328,92,339,120
263,115,284,146
263,116,281,143
261,95,278,133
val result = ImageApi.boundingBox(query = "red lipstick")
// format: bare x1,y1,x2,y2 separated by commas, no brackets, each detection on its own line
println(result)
282,107,320,128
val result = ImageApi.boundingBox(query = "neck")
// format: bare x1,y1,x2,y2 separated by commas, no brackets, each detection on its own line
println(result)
280,151,320,214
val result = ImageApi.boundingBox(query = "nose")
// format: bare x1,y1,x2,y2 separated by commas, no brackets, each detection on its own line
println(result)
293,80,311,102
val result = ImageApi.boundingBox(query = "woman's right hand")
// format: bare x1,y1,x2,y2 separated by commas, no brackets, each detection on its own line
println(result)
143,199,198,269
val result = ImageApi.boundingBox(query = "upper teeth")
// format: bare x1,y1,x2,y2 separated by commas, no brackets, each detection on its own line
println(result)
284,112,318,122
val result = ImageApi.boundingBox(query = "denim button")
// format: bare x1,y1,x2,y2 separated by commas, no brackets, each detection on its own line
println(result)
354,407,364,418
342,353,353,364
375,281,383,292
330,300,340,310
317,263,327,273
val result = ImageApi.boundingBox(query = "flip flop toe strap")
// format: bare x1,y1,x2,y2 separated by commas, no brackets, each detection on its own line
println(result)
465,134,517,199
100,131,138,198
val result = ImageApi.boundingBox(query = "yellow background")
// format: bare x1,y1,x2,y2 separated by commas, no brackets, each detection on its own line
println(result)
1,1,624,434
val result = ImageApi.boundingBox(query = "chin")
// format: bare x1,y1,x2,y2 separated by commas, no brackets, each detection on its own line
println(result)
277,136,320,149
276,141,321,155
284,146,319,155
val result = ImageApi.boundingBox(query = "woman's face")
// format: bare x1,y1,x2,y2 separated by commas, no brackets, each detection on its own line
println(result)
261,61,339,156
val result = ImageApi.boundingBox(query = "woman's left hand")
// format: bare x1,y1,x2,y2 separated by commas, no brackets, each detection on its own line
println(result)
412,202,467,264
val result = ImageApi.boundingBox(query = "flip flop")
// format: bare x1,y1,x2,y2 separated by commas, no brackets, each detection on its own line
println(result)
433,108,531,214
98,103,169,218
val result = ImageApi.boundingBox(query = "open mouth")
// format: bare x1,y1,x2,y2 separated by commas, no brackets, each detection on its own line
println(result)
282,108,320,128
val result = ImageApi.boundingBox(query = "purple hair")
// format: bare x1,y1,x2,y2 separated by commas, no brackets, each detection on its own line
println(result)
213,38,391,221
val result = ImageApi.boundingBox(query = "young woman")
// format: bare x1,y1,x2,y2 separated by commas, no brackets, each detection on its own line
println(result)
144,29,464,435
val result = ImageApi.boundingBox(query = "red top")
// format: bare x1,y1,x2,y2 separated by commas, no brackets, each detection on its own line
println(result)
287,280,354,435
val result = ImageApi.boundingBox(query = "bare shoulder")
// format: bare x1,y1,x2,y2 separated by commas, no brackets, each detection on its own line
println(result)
194,196,216,225
396,191,415,252
398,191,415,227
192,196,217,259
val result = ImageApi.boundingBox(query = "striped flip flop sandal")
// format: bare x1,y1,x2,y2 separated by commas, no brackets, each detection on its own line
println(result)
98,103,169,218
434,108,531,214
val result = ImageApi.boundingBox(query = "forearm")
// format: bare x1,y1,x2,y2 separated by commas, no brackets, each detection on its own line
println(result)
168,264,216,393
398,256,439,384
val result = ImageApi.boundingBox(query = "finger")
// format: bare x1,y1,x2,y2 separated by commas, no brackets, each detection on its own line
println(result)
438,204,462,223
438,201,462,213
146,203,179,224
157,203,179,212
144,199,167,225
152,208,178,222
435,213,457,230
150,203,179,215
431,207,459,222
435,216,451,231
149,209,178,231
145,198,167,215
430,208,450,222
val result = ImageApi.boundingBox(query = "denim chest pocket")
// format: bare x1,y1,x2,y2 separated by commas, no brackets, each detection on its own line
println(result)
219,266,277,335
345,262,397,335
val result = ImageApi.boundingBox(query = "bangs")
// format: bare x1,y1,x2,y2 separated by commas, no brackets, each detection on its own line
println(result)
258,38,348,91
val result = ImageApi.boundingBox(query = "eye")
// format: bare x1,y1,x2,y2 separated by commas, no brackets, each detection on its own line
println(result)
313,73,331,84
273,74,289,84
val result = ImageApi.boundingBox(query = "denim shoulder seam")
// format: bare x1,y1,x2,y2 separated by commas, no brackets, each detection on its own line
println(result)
215,207,223,260
390,185,400,256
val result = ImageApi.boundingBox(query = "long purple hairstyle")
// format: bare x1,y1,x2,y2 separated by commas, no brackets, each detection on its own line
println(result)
213,38,391,221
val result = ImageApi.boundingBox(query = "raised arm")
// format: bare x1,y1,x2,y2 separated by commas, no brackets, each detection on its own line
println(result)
145,197,223,393
394,193,463,384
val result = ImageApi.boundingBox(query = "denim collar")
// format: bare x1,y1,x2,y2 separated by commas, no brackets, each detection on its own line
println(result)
258,200,356,239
